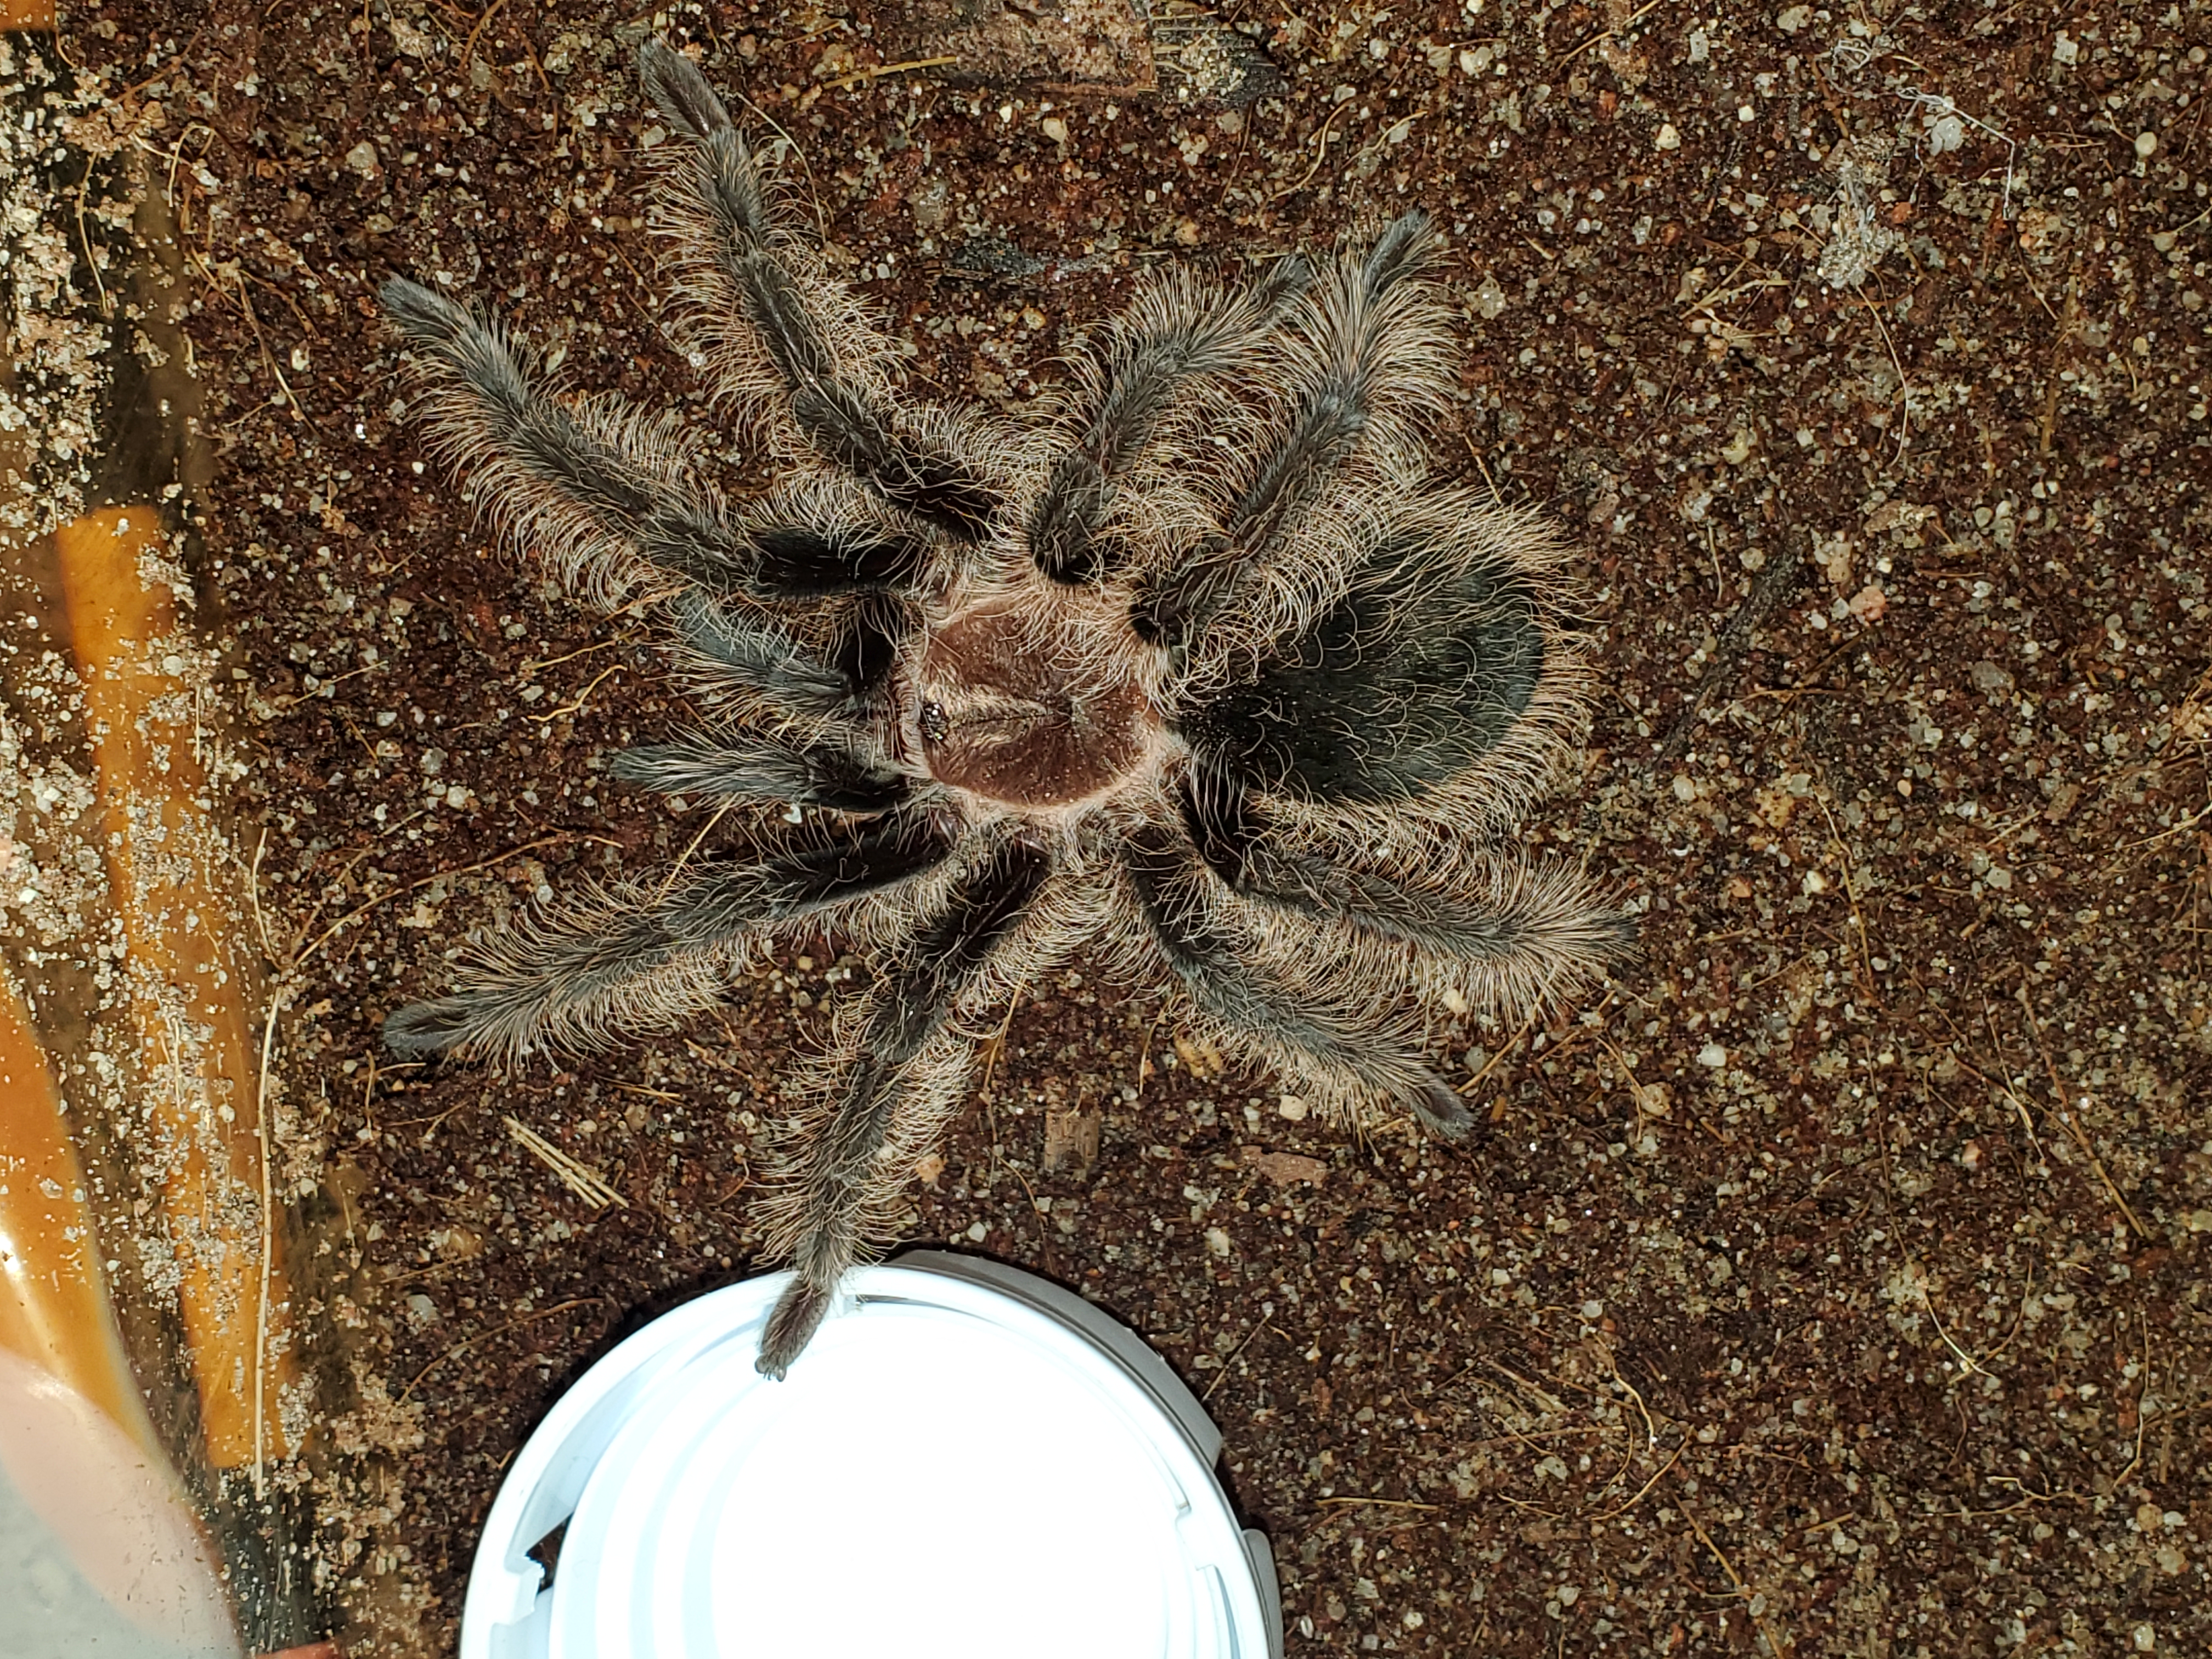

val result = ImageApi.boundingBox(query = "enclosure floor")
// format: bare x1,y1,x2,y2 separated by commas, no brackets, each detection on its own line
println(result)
42,1,2212,1651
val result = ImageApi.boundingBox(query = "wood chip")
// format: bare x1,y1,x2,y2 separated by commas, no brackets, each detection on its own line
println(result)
1242,1147,1328,1187
1042,1108,1102,1177
1172,1031,1226,1078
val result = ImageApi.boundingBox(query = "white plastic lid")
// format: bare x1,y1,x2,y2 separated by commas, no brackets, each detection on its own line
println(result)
462,1255,1281,1659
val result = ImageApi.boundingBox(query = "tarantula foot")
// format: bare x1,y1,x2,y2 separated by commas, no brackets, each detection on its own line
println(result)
757,1275,836,1379
1410,1072,1479,1143
382,996,492,1057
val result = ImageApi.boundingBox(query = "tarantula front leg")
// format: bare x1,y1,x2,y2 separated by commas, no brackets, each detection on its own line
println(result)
1133,212,1447,650
382,277,745,599
639,41,1003,543
1121,826,1476,1141
382,279,940,608
758,836,1051,1376
1028,257,1311,586
382,809,953,1062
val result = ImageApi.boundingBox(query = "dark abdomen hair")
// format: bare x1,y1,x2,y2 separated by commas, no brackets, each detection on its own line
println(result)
1177,539,1545,805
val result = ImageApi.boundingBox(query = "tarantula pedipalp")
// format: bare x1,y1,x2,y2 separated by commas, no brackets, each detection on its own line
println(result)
380,40,1633,1378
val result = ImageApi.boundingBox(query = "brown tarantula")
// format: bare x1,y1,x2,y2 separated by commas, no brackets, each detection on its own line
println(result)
382,40,1632,1377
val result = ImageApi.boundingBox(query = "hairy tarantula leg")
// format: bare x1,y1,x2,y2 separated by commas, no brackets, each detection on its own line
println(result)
384,279,935,602
664,806,953,942
699,474,938,602
739,517,932,601
827,590,908,710
380,277,747,596
638,41,1003,543
383,809,955,1062
1226,213,1438,555
381,895,730,1062
1133,213,1446,646
691,585,911,727
1029,257,1312,587
1177,770,1634,972
609,731,912,813
758,837,1051,1377
1123,826,1477,1142
673,589,872,720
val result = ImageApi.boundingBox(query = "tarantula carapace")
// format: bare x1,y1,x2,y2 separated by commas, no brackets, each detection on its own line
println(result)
382,40,1632,1376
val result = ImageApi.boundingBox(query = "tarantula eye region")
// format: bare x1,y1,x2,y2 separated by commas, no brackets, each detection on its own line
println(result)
917,699,951,744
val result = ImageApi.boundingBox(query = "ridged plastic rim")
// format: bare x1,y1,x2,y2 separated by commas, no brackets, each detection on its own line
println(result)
459,1256,1281,1659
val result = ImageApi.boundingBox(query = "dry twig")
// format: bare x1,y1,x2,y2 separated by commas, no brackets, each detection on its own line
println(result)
506,1115,628,1209
2017,982,2148,1238
822,54,956,91
1680,1498,1796,1658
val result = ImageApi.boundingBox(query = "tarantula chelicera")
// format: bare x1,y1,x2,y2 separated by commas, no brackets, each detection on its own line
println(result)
381,40,1631,1376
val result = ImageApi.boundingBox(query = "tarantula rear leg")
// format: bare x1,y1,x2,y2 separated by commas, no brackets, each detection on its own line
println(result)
1121,828,1477,1142
757,836,1051,1376
1175,770,1635,1005
758,1032,973,1375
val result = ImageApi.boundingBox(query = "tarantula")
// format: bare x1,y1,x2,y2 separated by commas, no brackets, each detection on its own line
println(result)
381,40,1632,1377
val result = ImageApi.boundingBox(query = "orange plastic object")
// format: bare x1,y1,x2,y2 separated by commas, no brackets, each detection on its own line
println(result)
0,1347,242,1656
0,0,56,32
0,968,239,1657
53,506,300,1470
0,962,165,1457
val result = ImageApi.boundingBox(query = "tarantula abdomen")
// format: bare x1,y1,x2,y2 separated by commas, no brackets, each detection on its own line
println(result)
379,39,1632,1378
1176,521,1549,807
